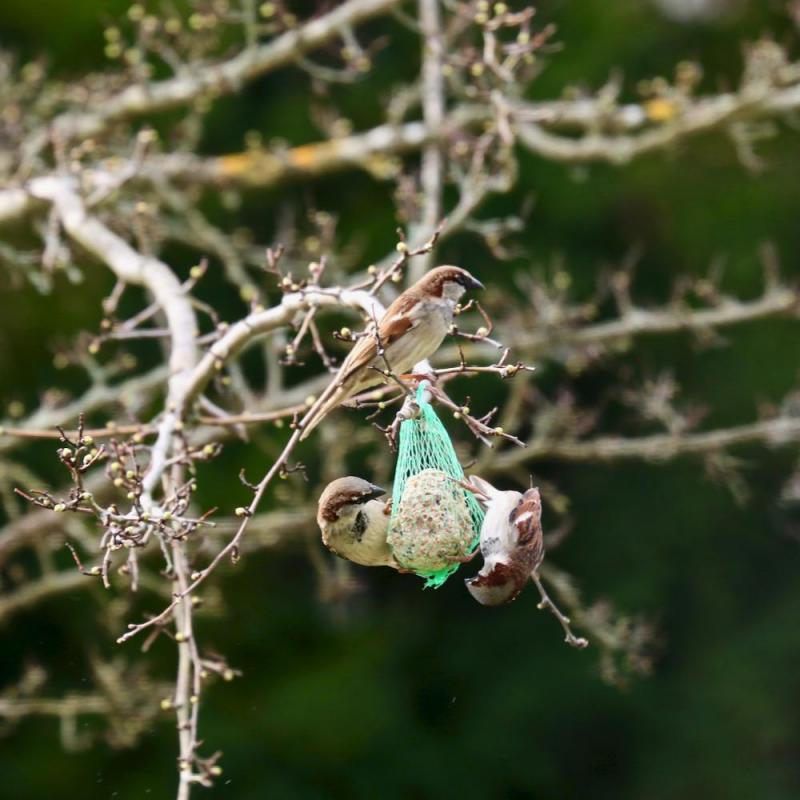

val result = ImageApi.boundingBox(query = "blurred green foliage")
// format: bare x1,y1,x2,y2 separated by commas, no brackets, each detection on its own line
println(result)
1,1,800,798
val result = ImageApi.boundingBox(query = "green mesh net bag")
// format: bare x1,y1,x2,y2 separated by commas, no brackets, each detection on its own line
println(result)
387,384,485,588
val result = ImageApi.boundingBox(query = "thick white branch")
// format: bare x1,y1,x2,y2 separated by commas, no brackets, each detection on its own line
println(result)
410,0,446,281
514,83,800,164
495,416,800,466
513,288,800,353
28,176,198,499
182,288,386,411
0,188,36,226
2,79,799,229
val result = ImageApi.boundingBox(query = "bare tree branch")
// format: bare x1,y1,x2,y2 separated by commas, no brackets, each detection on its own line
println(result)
26,0,402,158
496,415,800,467
410,0,446,281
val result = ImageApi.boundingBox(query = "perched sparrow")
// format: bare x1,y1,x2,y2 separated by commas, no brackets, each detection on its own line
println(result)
464,476,544,606
299,265,483,440
316,476,398,569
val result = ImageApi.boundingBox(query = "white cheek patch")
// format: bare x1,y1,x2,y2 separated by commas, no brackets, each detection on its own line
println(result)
442,282,465,302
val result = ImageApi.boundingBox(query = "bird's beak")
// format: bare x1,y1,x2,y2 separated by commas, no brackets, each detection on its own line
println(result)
467,274,484,291
360,484,386,502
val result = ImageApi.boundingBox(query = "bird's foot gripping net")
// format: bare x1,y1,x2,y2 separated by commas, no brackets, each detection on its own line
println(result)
388,384,485,588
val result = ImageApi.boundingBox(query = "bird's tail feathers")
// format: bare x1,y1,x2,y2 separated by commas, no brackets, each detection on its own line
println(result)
467,475,497,504
298,384,342,440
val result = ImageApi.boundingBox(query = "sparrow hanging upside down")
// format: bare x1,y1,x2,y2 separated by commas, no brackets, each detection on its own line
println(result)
299,265,483,440
316,476,398,569
464,476,545,606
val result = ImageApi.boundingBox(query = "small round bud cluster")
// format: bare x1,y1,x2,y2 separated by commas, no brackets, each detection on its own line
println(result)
644,97,676,123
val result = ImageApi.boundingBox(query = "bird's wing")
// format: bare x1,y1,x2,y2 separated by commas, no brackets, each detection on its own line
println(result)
299,292,422,440
339,293,418,383
508,489,542,548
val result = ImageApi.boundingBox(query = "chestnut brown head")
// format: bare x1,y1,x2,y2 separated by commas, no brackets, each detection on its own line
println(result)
317,477,386,524
416,265,484,300
465,561,528,606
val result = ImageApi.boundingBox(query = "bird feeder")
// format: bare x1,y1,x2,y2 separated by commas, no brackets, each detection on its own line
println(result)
387,383,484,587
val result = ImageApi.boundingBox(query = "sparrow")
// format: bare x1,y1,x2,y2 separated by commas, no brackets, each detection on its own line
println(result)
299,265,483,440
316,476,398,568
464,476,544,606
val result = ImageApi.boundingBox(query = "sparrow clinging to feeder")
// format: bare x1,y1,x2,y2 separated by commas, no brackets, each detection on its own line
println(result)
316,477,398,569
464,476,544,606
299,265,484,440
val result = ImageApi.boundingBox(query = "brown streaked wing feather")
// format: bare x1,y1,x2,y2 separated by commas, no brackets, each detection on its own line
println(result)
375,291,419,346
381,289,421,321
377,312,414,346
338,292,418,383
508,489,542,547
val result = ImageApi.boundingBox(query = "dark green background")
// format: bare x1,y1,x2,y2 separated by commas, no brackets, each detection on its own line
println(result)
2,1,800,798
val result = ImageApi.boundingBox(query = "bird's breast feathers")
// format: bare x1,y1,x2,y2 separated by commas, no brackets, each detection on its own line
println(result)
481,491,523,553
383,301,451,370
